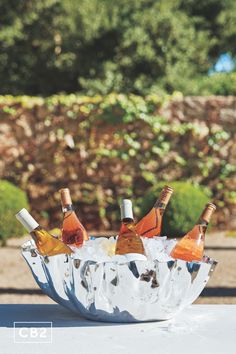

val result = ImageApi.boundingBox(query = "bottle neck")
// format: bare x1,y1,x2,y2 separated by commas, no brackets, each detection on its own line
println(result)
197,203,216,228
121,217,136,234
194,217,208,240
198,217,208,227
123,217,134,225
29,225,44,243
154,186,173,209
154,200,166,209
30,225,42,233
62,204,74,213
192,219,207,241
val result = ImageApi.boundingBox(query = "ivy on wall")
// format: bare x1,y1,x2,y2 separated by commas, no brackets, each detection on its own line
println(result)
0,93,235,230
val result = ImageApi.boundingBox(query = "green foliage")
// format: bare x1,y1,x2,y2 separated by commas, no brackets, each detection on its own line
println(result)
139,181,211,237
184,72,236,96
0,180,29,246
0,93,234,229
0,0,65,95
74,0,210,95
0,0,235,95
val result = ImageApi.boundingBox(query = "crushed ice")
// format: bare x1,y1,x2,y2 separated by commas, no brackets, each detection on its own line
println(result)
71,236,177,263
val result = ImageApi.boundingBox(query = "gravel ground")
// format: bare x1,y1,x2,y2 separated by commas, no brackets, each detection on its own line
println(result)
0,232,236,304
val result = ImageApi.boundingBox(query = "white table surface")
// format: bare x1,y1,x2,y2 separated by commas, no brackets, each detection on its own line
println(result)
0,304,235,354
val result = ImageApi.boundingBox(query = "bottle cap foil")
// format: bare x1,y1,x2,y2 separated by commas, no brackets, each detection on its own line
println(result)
15,208,39,232
60,188,72,206
120,199,133,220
159,185,174,204
201,202,216,223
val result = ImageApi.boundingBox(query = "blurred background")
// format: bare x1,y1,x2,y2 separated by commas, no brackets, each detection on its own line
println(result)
0,0,235,305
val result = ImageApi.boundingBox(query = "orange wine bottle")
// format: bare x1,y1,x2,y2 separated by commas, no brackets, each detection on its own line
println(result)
115,199,145,255
60,188,88,247
170,203,216,262
15,208,72,256
136,185,173,237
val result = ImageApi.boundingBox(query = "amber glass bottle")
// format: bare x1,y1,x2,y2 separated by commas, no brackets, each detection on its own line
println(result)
115,199,145,255
170,203,216,261
15,208,72,256
60,188,88,247
136,185,173,237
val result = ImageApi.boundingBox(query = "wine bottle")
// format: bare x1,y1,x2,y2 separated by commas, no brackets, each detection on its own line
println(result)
170,202,216,262
15,208,72,256
115,199,145,255
60,188,88,247
136,185,173,237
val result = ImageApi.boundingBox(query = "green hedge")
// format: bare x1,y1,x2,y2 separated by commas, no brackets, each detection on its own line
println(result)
185,73,236,96
0,180,29,246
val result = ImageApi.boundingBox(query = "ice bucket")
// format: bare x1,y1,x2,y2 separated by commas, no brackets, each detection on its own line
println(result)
22,240,217,322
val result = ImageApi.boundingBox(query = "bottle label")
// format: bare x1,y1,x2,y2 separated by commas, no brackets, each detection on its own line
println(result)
154,201,166,209
62,204,74,213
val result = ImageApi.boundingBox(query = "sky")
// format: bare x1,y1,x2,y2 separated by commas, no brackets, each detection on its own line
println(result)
209,53,235,74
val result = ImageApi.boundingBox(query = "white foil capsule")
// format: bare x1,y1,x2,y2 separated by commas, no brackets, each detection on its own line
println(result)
16,208,39,233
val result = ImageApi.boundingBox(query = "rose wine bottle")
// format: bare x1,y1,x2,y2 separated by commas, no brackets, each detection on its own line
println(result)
60,188,88,247
170,202,216,262
15,208,72,256
136,185,173,237
115,199,145,255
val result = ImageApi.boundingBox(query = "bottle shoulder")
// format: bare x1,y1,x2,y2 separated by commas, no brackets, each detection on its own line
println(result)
182,224,207,240
62,210,87,233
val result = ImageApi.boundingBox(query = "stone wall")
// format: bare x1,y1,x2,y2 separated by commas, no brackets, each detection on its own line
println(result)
163,95,236,229
0,94,235,230
163,96,236,128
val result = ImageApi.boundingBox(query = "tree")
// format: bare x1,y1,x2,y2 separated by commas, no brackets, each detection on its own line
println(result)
0,0,65,95
0,0,235,95
62,0,211,94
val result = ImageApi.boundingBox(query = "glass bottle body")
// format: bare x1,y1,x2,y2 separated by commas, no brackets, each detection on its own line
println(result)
136,186,173,238
136,204,164,238
170,223,207,261
31,226,72,256
61,205,88,247
115,219,145,255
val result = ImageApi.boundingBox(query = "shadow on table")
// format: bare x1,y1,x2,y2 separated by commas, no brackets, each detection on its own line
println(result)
2,286,236,297
0,288,43,295
201,287,236,297
205,246,236,251
1,288,236,328
0,304,131,328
